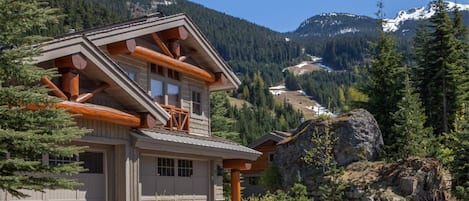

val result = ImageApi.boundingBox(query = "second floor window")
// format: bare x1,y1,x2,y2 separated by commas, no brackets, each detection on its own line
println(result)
150,79,164,104
167,83,180,107
192,91,201,115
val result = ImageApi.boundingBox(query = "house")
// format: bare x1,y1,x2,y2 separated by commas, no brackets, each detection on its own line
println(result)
1,13,260,201
241,131,290,197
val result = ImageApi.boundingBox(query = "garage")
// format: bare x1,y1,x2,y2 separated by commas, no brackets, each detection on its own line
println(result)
46,151,107,201
140,155,209,200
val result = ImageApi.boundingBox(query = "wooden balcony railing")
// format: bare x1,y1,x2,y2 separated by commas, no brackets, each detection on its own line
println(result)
159,104,190,132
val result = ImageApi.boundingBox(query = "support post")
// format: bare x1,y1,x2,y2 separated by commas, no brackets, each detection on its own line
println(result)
61,69,80,101
231,169,241,201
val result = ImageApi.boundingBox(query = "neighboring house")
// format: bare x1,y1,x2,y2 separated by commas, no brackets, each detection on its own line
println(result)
1,13,260,201
241,131,290,197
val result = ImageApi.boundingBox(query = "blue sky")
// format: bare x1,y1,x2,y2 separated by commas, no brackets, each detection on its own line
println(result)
189,0,469,32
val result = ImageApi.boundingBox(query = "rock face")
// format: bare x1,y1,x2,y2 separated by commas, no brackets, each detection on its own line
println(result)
341,157,453,201
273,109,384,187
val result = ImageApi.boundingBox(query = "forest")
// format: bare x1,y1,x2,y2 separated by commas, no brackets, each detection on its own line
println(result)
14,0,469,200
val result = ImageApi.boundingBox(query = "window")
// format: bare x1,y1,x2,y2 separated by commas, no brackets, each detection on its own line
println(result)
192,91,201,115
167,69,180,80
177,159,193,177
49,155,77,166
167,83,180,106
157,158,175,176
150,63,164,76
80,152,103,174
268,152,274,163
150,79,164,103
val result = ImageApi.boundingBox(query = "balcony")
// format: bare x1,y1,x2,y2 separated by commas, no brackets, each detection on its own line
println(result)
158,104,190,132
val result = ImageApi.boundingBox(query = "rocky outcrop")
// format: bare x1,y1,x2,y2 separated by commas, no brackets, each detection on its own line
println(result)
273,109,383,187
342,157,453,201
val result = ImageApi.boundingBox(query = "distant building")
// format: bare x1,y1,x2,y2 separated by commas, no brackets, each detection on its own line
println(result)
241,131,291,197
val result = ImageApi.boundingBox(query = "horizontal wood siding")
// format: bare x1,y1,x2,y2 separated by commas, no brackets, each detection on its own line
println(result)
242,141,277,174
109,52,211,136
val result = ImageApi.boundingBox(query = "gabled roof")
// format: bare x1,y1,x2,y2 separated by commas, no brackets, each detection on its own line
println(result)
67,13,240,91
36,35,170,124
35,13,242,124
248,131,291,149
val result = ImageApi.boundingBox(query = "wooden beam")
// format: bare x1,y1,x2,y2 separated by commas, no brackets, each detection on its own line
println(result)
76,83,110,103
160,26,189,41
151,33,174,58
168,40,181,58
54,54,87,70
223,159,252,170
131,46,215,82
28,101,141,128
231,169,241,201
40,77,67,100
209,72,228,87
106,39,136,55
140,113,157,128
61,70,79,100
56,101,141,127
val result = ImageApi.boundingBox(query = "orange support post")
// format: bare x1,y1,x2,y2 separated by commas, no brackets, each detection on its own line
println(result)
231,169,241,201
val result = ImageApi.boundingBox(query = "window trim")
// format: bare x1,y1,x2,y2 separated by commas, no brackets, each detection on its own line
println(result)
191,89,203,116
177,159,193,177
157,157,175,177
149,70,182,107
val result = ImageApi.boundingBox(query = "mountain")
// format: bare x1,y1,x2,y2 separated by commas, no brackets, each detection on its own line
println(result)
383,1,469,33
290,1,469,70
294,13,378,37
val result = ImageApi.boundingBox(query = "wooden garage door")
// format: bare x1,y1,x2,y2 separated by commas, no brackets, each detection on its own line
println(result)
140,155,209,200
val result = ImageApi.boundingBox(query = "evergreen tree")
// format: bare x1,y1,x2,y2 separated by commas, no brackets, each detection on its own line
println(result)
416,0,468,135
362,21,404,147
389,71,433,159
0,0,87,198
451,119,469,199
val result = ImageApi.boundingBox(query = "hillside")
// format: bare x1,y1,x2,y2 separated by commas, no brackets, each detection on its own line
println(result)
156,0,303,84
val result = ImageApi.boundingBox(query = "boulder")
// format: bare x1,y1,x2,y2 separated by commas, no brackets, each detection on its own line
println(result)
273,109,384,187
341,157,453,201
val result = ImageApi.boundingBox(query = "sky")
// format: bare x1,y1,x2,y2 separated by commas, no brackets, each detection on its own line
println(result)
189,0,469,32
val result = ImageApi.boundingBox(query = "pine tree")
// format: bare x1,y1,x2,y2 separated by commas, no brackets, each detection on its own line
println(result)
0,1,88,198
451,119,469,199
362,18,404,148
389,70,433,159
416,0,468,135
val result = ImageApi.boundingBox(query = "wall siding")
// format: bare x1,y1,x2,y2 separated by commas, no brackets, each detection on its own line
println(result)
110,54,211,136
76,118,130,140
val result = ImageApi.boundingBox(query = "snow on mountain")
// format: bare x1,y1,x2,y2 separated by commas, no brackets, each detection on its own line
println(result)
383,1,469,32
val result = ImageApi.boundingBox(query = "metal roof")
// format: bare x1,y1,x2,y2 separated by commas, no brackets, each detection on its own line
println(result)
133,129,261,160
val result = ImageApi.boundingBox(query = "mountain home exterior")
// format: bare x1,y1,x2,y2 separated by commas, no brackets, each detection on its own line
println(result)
1,14,260,201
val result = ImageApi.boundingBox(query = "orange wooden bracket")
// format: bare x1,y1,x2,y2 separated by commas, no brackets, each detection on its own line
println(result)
54,54,87,70
41,77,67,100
160,26,189,41
151,33,174,58
107,39,215,82
223,159,252,170
76,83,110,103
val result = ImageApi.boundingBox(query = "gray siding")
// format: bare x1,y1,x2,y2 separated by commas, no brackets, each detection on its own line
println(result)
109,54,211,136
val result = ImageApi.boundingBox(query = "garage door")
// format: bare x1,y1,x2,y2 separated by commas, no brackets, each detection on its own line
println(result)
141,155,209,200
47,151,106,201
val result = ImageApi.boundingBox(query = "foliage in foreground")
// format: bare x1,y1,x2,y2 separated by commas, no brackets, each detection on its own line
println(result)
0,0,88,198
243,183,310,201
